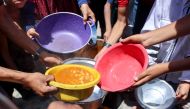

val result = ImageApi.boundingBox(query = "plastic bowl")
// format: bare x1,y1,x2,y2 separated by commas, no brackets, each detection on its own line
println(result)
135,79,176,109
45,64,100,102
35,12,92,54
95,43,148,92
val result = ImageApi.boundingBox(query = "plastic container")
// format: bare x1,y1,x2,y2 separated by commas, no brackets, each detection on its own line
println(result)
35,12,92,54
45,64,100,102
95,43,148,92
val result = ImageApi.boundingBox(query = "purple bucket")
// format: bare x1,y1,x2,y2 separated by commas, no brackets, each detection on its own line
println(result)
35,12,92,54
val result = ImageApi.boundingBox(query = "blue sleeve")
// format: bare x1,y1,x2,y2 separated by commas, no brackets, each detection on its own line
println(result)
77,0,88,7
107,0,114,4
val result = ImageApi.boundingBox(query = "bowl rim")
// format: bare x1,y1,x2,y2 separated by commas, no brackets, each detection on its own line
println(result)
95,43,149,91
35,12,92,54
135,78,176,108
95,43,148,70
45,64,100,90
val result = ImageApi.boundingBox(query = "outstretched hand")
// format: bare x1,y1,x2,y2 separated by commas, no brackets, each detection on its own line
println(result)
133,63,169,87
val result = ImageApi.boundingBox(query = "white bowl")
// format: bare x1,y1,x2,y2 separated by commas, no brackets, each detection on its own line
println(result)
135,78,176,109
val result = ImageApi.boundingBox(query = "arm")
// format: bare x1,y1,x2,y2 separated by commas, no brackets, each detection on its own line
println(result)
106,6,128,44
0,66,57,96
94,6,128,60
122,15,190,47
133,57,190,87
0,6,62,67
0,6,39,54
104,1,112,41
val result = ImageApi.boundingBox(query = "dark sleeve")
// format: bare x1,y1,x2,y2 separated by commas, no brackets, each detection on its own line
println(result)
0,0,4,6
107,0,114,4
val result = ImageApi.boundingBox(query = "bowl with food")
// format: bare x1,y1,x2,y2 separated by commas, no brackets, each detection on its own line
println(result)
45,64,100,102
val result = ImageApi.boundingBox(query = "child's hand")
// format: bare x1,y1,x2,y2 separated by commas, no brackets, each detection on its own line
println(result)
133,63,169,87
27,28,39,38
176,81,190,101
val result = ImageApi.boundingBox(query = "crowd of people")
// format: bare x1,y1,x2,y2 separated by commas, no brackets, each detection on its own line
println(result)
1,0,190,109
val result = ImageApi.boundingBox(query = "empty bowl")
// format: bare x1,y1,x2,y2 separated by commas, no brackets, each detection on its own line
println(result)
135,78,176,109
95,43,148,92
35,12,92,54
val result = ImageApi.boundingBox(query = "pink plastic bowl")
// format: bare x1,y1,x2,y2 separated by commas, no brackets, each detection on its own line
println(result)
95,43,148,92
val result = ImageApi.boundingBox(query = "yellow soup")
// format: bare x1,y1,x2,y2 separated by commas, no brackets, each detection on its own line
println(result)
54,67,94,85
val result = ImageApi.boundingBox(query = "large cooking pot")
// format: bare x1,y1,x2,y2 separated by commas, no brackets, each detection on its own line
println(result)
63,57,107,109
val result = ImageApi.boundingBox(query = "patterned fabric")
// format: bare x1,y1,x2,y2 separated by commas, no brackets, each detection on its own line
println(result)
32,0,80,19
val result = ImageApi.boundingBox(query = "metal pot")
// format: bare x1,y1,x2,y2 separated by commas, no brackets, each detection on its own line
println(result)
135,78,176,109
62,57,107,109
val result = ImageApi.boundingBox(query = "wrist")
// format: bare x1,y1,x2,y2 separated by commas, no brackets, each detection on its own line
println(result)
33,47,46,60
103,42,112,48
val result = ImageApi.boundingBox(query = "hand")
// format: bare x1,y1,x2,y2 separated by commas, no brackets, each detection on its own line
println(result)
24,73,57,96
120,34,145,45
103,30,111,41
39,51,63,67
176,82,190,101
80,4,95,24
133,63,169,87
94,46,108,61
27,28,39,38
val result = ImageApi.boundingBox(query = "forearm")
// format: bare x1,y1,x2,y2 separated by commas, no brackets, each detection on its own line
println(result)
0,6,39,54
143,15,190,47
107,7,127,44
168,58,190,72
104,2,112,32
0,66,28,84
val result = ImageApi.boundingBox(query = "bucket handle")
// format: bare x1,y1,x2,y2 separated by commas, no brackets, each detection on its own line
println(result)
87,18,97,45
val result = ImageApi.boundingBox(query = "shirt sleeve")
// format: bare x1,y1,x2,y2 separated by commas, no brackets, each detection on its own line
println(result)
77,0,88,7
178,70,190,82
118,0,129,7
107,0,114,4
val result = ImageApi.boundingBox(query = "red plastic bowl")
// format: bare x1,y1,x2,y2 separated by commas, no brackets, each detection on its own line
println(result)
95,43,148,92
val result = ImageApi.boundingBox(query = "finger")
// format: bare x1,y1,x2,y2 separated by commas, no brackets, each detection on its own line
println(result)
120,37,131,43
44,86,57,93
46,75,55,81
33,32,40,37
90,13,96,22
181,94,188,100
83,13,88,24
134,72,148,81
133,76,150,87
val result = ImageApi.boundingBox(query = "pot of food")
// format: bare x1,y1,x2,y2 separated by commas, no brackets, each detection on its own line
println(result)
62,57,107,109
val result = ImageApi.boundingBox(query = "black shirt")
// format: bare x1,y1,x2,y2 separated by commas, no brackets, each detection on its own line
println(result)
0,0,3,6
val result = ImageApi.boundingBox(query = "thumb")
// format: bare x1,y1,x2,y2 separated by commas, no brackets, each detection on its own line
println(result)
134,72,147,82
46,75,55,82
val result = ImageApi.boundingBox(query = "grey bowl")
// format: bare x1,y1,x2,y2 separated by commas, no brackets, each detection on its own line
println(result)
135,78,176,109
62,57,95,68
